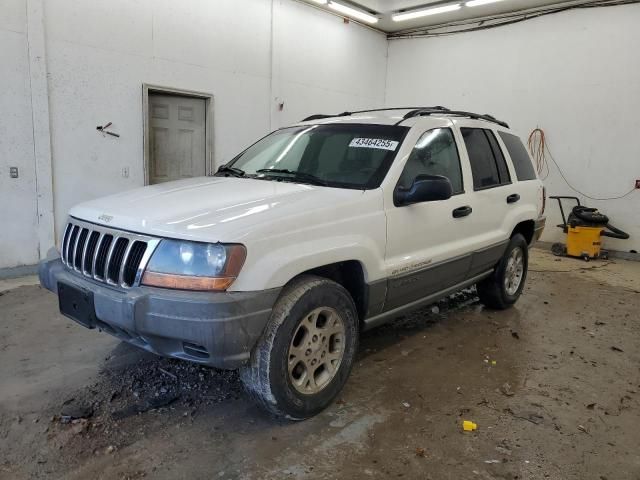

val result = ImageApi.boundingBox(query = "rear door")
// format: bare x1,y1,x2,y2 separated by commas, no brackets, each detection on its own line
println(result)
454,123,515,276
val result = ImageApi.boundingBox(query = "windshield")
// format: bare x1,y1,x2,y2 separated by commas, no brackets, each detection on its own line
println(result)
221,124,409,189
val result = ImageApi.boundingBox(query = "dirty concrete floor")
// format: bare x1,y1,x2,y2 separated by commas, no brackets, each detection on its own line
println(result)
1,249,639,480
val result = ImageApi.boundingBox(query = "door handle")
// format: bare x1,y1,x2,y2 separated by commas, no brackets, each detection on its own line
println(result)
452,206,473,218
507,194,520,204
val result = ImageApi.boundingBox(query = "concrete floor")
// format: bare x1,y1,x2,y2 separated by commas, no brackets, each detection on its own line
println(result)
1,249,639,480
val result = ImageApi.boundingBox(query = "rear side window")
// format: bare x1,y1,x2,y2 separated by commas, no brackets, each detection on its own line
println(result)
498,131,537,181
486,131,510,184
461,128,511,190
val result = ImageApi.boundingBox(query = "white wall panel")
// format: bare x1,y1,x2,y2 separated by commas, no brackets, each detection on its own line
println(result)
0,0,388,269
0,1,40,268
386,4,640,252
272,0,387,126
0,0,27,33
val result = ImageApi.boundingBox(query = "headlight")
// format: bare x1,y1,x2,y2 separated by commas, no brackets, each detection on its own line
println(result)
141,240,246,291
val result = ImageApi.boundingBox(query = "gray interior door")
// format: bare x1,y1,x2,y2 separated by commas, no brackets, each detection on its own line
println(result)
149,93,206,184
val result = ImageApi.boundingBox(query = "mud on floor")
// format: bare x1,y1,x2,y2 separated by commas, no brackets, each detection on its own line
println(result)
1,249,639,480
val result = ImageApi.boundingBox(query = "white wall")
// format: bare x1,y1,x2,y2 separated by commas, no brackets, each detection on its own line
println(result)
7,1,637,271
271,0,388,127
0,0,40,268
386,4,640,252
0,0,387,270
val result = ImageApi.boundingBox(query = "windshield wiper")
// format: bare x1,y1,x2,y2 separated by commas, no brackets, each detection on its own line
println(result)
256,168,329,186
216,164,245,177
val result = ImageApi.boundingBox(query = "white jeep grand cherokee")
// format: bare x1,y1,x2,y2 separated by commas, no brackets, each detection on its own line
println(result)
40,107,546,419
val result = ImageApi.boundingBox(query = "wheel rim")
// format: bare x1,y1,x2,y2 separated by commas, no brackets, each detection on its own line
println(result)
288,307,346,395
504,247,525,296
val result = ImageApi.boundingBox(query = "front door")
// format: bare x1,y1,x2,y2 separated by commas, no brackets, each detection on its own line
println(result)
148,93,206,184
384,126,476,311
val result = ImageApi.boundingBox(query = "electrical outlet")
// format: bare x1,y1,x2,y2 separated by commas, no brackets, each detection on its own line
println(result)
9,167,18,178
122,167,129,178
636,179,640,189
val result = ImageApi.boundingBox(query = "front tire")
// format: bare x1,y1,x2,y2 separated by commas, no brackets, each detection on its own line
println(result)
477,234,529,310
240,275,359,420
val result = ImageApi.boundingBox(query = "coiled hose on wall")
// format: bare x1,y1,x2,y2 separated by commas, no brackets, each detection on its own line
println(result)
570,206,631,240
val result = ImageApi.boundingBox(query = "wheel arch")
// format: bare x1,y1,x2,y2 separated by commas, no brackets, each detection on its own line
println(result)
511,219,536,245
297,260,368,321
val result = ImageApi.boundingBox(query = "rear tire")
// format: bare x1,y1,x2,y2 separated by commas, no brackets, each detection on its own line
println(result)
477,234,528,310
240,275,359,420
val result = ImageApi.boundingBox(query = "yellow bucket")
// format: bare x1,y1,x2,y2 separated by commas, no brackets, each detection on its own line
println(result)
566,226,603,259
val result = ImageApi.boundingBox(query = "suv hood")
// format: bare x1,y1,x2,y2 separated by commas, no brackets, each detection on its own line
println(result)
69,177,369,242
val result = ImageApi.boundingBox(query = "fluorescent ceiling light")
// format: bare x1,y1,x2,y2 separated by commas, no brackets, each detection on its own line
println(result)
328,1,379,24
466,0,505,6
308,0,328,4
392,3,461,22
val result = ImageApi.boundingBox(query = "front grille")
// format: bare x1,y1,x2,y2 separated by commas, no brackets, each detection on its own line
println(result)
95,234,113,279
61,218,159,288
107,237,129,283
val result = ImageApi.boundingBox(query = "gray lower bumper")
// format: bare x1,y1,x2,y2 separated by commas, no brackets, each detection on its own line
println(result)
39,257,281,369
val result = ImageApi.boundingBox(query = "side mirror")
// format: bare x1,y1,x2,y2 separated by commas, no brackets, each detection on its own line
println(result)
394,174,453,207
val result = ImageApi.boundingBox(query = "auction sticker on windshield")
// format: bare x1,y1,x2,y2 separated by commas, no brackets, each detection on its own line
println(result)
349,138,399,151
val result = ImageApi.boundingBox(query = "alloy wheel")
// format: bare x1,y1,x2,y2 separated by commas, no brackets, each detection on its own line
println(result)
504,247,524,296
287,307,346,395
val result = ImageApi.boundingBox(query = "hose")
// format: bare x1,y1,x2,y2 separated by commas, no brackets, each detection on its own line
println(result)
602,224,630,240
569,206,630,240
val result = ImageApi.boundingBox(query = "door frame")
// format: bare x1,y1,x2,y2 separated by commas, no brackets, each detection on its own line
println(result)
142,84,214,185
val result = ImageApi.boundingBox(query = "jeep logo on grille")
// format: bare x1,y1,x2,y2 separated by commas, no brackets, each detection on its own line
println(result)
98,214,113,223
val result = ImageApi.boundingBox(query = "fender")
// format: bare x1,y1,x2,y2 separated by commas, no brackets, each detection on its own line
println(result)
230,233,385,291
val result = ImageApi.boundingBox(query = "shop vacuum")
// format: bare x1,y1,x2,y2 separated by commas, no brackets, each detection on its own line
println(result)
549,196,630,261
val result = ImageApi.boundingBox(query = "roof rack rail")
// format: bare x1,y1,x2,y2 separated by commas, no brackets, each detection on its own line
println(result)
301,106,450,122
401,108,510,128
302,114,342,121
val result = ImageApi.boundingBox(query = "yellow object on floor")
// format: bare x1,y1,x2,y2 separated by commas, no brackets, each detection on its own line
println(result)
566,225,603,259
462,420,477,432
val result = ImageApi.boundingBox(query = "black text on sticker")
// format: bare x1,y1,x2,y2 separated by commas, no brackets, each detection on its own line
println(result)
349,138,399,151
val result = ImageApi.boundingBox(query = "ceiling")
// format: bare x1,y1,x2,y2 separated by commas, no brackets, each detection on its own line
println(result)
300,0,574,33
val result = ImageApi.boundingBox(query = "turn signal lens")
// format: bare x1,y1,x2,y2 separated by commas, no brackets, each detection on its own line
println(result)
141,272,237,291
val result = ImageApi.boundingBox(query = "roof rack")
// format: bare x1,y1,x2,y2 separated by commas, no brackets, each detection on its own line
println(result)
301,106,450,122
401,108,510,128
301,106,509,128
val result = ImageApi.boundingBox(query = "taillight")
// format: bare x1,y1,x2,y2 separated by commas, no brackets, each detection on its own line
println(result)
541,186,547,216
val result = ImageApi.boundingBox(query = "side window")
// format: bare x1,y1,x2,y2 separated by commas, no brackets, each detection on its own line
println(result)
397,128,463,194
461,128,510,190
498,131,537,181
486,130,511,184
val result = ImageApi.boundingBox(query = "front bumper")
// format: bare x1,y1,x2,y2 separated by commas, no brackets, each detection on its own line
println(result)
39,257,281,369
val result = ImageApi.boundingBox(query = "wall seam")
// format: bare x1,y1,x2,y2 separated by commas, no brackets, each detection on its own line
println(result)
383,35,390,107
26,0,55,260
269,0,275,131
